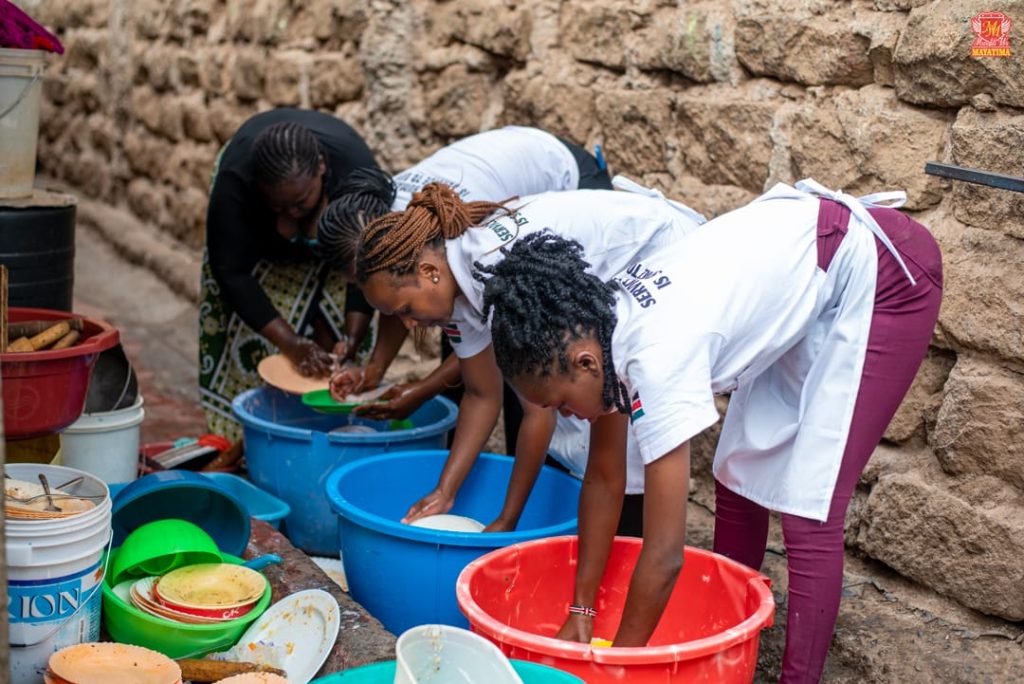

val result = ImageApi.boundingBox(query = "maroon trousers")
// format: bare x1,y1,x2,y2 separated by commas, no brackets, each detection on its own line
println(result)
713,199,944,683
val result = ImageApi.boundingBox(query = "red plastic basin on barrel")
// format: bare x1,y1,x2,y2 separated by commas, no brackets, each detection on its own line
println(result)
2,307,119,440
457,536,775,684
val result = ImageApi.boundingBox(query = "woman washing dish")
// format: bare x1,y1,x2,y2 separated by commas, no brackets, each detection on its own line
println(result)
351,181,705,532
475,180,942,682
199,108,379,440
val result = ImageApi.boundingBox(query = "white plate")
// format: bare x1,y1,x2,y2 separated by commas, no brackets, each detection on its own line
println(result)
409,514,485,533
217,589,339,684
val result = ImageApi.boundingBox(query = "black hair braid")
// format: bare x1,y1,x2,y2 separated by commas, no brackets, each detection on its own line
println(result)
474,232,631,415
251,122,322,188
316,167,396,268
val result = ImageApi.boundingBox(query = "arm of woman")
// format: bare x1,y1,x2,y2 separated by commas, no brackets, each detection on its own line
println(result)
402,345,504,523
557,411,629,642
351,354,461,420
484,399,557,532
330,314,409,398
612,440,690,646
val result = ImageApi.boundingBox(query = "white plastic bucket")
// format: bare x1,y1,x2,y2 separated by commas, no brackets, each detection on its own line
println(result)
0,47,45,199
5,464,112,684
395,624,524,684
60,395,145,485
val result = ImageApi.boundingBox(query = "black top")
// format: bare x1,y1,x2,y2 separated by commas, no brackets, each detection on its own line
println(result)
206,108,378,331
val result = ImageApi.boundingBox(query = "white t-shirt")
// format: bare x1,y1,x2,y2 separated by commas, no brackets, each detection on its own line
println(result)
391,126,579,211
444,189,707,359
610,184,826,465
549,416,646,495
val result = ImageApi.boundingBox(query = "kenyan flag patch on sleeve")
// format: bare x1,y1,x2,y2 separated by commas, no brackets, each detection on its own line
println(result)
442,323,462,344
630,391,645,423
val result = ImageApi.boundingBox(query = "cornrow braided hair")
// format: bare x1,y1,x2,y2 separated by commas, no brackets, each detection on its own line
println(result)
475,232,631,415
251,122,323,188
355,182,511,282
316,167,397,268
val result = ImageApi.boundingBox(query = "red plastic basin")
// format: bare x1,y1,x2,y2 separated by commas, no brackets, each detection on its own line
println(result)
457,536,775,684
2,307,119,440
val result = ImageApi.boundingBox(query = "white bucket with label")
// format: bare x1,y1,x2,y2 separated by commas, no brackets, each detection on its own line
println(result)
0,47,45,199
60,395,144,485
5,464,112,684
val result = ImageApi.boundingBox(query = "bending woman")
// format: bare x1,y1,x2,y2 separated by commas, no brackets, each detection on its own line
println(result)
320,125,611,453
200,108,379,441
476,181,942,682
354,181,705,531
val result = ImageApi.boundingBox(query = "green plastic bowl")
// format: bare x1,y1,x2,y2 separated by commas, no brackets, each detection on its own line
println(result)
102,548,271,659
310,659,584,683
110,518,222,586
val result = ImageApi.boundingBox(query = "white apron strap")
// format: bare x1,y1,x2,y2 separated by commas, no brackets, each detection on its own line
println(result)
795,178,916,286
612,174,708,226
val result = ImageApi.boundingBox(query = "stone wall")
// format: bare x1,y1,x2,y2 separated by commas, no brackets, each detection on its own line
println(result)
23,0,1024,625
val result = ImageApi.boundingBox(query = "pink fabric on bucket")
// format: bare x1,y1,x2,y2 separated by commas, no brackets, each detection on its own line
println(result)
0,0,63,53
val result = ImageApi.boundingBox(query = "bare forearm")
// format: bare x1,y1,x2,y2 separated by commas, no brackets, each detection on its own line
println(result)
418,354,462,398
436,385,502,499
494,404,556,527
344,312,371,357
613,546,682,645
260,316,300,352
366,314,409,374
573,469,624,607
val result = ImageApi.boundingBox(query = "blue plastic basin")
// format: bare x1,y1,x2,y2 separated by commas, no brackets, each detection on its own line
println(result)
233,388,458,555
325,450,581,634
201,473,291,529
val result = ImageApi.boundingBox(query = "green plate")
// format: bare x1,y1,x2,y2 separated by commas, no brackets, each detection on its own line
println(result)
302,389,362,414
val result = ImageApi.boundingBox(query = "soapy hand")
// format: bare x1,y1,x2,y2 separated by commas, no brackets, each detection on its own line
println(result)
556,614,594,644
331,334,354,363
352,382,428,421
287,338,334,378
329,364,383,402
402,488,454,525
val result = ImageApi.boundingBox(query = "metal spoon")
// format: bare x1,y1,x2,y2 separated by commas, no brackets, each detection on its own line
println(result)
37,474,61,513
5,492,106,506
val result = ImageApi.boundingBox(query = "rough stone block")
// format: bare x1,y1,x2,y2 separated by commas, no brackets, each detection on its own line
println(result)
894,0,1024,108
200,48,232,96
849,465,1024,621
65,72,102,115
562,0,632,71
310,52,364,107
949,106,1024,239
123,129,175,179
594,88,672,176
157,97,185,142
63,29,105,71
181,93,214,144
674,80,783,193
169,186,209,246
631,1,743,84
768,85,950,209
425,64,492,139
208,100,251,145
226,0,290,45
130,85,161,136
853,7,907,87
875,0,930,8
176,51,202,88
446,0,532,62
884,348,956,444
926,206,1024,365
163,142,218,193
734,0,874,86
501,69,595,146
265,50,309,107
126,177,168,226
932,355,1024,490
232,48,267,102
140,43,177,92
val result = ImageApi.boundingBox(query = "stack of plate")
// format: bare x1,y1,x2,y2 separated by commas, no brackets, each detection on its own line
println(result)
4,477,97,520
45,643,181,684
113,563,267,625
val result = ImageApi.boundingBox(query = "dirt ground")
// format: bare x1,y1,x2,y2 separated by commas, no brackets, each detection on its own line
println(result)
73,225,1024,682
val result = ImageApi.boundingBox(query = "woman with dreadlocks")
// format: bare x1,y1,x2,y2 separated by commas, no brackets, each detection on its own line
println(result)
319,126,612,454
476,180,943,682
354,180,706,532
200,108,379,441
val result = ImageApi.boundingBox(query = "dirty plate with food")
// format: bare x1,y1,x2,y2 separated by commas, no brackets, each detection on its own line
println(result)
213,589,340,684
156,563,267,611
257,354,330,395
301,386,392,415
47,642,182,684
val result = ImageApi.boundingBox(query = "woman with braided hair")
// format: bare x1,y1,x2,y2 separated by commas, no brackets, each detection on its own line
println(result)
476,180,943,683
200,108,379,441
354,179,706,533
320,126,612,453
